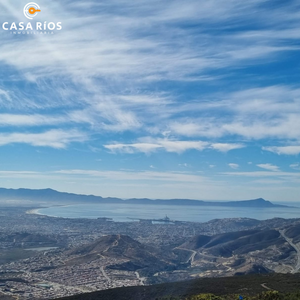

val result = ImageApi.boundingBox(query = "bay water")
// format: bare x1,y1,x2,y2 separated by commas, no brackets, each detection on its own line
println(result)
36,202,300,223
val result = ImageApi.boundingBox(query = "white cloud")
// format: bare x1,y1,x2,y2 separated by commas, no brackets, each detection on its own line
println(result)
159,140,208,153
105,143,161,154
105,140,208,154
228,163,239,170
105,138,244,154
0,114,67,127
222,171,300,178
168,86,300,143
0,89,11,101
210,143,244,152
263,146,300,155
290,163,300,170
257,164,280,172
55,169,209,184
179,163,189,168
169,122,223,138
0,130,87,148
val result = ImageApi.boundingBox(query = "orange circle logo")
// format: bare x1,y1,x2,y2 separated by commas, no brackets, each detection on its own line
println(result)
24,3,41,19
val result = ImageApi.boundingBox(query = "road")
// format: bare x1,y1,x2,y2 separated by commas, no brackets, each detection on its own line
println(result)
261,283,271,290
135,271,145,286
279,230,300,273
100,266,111,283
189,250,197,264
175,247,197,265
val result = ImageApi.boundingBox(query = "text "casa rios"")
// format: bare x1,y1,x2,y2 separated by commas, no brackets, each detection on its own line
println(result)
2,22,62,31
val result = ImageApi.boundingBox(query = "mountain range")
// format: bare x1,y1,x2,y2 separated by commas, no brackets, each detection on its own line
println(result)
0,187,289,208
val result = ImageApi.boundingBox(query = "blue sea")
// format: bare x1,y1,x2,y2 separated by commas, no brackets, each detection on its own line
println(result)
36,202,300,223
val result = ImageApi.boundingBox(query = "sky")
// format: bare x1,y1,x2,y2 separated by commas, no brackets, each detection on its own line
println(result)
0,0,299,201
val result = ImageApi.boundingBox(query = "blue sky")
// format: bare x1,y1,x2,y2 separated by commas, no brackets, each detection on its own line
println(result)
0,0,300,201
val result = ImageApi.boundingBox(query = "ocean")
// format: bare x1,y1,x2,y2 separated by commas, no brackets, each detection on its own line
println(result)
36,202,300,223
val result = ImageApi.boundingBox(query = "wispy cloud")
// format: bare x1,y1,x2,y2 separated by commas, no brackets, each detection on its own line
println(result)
290,163,300,170
55,169,209,184
0,1,299,148
0,89,11,101
0,114,68,127
0,130,87,148
210,143,244,152
228,163,239,170
263,146,300,155
105,140,208,154
222,171,300,178
257,163,280,172
105,138,244,154
169,86,300,143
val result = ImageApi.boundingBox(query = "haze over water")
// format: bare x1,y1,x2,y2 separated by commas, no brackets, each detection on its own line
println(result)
37,202,300,223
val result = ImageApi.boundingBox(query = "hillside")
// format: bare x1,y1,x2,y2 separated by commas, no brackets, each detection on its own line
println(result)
181,229,285,257
54,273,300,300
67,235,177,275
60,225,299,284
69,234,171,261
284,224,300,243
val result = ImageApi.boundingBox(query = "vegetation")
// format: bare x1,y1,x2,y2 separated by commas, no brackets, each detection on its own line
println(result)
0,248,36,264
57,273,300,300
160,291,300,300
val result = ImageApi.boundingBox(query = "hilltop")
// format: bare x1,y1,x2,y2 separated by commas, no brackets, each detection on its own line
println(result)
66,234,177,276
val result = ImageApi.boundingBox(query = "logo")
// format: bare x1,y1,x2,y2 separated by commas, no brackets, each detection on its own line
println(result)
23,3,41,20
2,2,62,35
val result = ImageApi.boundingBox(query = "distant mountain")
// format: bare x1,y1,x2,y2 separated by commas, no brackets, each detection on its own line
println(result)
0,187,119,204
133,197,286,207
0,187,290,208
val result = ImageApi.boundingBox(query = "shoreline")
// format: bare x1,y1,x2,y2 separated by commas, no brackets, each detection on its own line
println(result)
26,204,69,216
26,208,42,215
24,203,300,223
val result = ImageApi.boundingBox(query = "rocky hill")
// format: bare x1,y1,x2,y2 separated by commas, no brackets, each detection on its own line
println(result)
67,234,178,276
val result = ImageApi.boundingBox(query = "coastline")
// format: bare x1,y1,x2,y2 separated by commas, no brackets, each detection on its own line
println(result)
26,208,42,215
26,204,73,218
23,202,300,223
26,204,68,216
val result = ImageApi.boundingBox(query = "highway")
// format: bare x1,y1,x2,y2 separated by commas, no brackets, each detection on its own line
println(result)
175,247,197,265
279,230,300,273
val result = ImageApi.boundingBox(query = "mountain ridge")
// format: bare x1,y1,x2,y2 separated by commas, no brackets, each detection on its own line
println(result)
0,187,290,208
